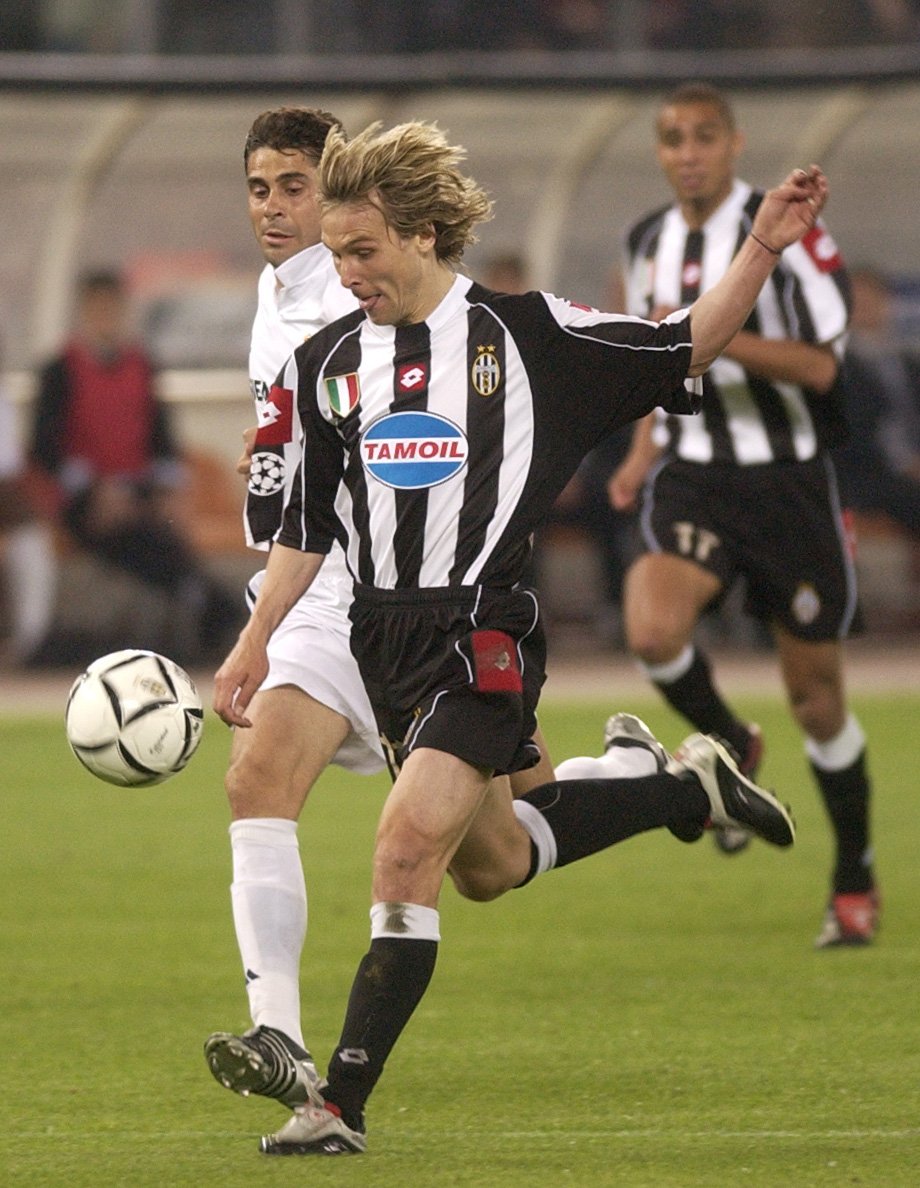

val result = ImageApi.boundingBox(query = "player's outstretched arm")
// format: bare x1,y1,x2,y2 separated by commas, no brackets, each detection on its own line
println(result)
687,165,828,376
608,414,660,512
213,542,325,727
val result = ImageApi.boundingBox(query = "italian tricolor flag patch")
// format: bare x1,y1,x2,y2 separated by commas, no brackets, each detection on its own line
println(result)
325,372,361,419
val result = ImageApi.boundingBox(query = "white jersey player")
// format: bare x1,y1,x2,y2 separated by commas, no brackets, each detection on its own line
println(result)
205,109,385,1109
245,227,383,771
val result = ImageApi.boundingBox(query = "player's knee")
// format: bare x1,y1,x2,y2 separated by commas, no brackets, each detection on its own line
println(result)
789,688,846,742
224,747,292,817
786,669,846,741
372,827,449,901
623,601,677,660
224,757,262,815
626,624,684,665
449,865,513,902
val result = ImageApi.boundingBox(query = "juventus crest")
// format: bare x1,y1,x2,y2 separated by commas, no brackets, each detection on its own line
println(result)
471,346,500,397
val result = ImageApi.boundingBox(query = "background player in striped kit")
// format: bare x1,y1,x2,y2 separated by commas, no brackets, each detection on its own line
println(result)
205,106,669,1117
610,83,878,947
213,119,817,1154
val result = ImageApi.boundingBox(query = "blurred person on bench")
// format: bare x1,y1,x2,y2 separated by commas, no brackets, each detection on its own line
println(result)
29,268,242,664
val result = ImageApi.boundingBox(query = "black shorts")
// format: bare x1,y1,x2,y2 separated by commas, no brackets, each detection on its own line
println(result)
640,455,863,641
349,583,546,777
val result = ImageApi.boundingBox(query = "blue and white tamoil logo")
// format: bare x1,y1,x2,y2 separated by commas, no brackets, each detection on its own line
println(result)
360,411,469,490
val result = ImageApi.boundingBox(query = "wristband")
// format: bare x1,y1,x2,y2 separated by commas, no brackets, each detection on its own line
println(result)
750,232,782,256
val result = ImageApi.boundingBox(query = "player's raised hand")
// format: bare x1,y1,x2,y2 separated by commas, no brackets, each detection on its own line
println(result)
750,165,828,254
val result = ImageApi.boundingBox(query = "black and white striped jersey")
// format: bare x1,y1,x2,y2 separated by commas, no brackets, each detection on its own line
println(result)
623,179,851,466
276,274,699,590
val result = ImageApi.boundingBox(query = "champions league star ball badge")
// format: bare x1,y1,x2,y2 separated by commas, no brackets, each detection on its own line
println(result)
249,450,285,496
360,410,469,490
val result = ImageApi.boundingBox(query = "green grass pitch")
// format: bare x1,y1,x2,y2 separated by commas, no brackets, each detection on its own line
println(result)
3,689,919,1186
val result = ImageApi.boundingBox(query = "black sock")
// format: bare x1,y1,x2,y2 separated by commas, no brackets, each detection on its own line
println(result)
811,751,873,894
323,936,437,1130
653,647,750,760
518,773,709,874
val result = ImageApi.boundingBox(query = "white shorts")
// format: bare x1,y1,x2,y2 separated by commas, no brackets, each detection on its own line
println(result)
247,566,385,776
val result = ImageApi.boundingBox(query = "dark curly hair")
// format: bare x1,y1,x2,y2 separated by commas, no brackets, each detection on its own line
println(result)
244,107,344,169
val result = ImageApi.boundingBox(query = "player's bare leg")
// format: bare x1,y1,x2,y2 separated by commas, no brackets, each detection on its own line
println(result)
449,723,607,900
225,684,351,820
624,552,717,667
448,776,530,900
446,724,554,896
263,747,492,1154
772,629,846,744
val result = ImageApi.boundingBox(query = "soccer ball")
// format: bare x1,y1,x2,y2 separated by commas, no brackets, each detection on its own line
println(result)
65,649,204,787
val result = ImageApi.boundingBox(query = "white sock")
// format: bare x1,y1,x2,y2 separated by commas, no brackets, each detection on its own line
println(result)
554,746,659,781
370,901,441,941
512,799,558,876
230,817,307,1048
805,713,866,771
640,643,695,685
4,522,57,658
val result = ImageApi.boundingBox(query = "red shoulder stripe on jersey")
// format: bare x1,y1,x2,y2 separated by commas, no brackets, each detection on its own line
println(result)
801,226,843,274
254,384,294,446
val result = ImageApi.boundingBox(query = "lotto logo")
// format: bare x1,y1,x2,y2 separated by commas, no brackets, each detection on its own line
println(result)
802,226,843,273
360,410,469,489
254,384,293,445
398,363,427,392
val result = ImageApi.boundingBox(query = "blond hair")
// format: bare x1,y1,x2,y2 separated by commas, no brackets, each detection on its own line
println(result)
318,121,493,264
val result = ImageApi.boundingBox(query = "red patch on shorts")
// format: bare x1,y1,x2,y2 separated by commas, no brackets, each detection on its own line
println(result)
470,630,522,693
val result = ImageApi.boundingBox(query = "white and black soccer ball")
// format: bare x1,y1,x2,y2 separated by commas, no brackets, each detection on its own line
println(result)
65,649,204,787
